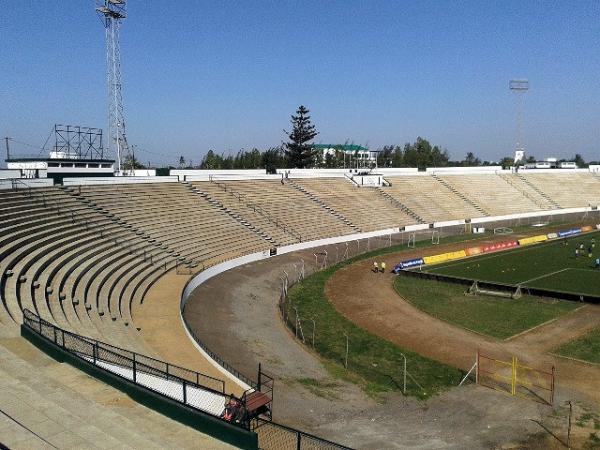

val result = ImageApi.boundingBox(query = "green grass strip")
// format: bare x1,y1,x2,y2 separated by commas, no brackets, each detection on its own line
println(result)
393,276,579,339
285,233,490,399
555,327,600,364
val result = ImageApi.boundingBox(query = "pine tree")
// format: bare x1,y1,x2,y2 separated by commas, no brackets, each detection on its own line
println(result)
284,105,319,168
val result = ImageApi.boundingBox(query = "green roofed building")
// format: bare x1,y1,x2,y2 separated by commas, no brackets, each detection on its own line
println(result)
312,144,375,164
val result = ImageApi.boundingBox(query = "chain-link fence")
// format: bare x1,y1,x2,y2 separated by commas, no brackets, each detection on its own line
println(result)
252,418,352,450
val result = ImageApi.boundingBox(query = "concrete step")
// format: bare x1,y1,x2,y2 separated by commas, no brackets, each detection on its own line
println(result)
0,338,235,449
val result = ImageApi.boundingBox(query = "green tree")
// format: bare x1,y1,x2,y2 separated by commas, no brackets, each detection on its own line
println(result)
573,153,586,168
463,152,481,166
284,105,319,168
262,147,285,174
123,152,145,170
402,137,449,170
499,156,515,168
200,150,223,169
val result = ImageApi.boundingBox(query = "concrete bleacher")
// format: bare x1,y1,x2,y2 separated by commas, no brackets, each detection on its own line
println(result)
289,177,415,231
436,174,545,216
195,179,356,242
517,172,600,208
383,175,483,222
190,181,299,246
0,336,234,449
0,187,171,354
67,182,271,269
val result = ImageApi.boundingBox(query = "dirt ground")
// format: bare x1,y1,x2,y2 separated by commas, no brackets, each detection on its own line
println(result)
181,223,600,449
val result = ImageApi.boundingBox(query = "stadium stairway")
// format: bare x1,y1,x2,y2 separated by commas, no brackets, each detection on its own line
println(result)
432,174,490,216
285,179,362,232
183,182,283,246
497,174,556,210
376,188,426,224
514,173,562,209
190,181,302,245
0,336,234,449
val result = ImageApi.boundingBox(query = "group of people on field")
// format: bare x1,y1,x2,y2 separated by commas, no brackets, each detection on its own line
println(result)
372,261,386,273
567,237,600,268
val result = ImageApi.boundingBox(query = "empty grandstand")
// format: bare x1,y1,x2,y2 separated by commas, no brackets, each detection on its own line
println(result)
2,168,600,448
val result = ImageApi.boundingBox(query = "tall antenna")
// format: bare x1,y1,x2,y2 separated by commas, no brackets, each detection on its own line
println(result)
509,79,529,163
97,0,128,174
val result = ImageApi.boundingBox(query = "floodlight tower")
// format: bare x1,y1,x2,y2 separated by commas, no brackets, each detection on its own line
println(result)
97,0,129,174
509,79,529,163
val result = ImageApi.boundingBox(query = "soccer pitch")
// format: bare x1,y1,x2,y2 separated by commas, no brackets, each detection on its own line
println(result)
424,231,600,297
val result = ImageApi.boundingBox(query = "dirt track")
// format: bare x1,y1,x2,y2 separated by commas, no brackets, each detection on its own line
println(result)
180,224,600,449
326,236,600,404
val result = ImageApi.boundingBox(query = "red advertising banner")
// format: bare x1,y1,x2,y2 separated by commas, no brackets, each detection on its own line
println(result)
481,241,518,253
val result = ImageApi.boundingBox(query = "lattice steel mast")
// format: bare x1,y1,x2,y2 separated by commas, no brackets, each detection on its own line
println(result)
509,79,529,163
97,0,128,173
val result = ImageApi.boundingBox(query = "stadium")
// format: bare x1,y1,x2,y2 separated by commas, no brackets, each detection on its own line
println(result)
3,2,600,450
2,166,600,449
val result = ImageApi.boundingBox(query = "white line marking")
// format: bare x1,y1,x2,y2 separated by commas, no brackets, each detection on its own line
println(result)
519,268,569,285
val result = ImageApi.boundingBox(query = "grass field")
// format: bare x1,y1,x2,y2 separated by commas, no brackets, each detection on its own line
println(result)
555,327,600,364
287,264,463,399
425,231,600,297
394,276,580,339
285,236,482,399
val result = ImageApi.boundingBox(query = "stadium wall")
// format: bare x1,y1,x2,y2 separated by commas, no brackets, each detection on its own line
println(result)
62,176,179,185
0,169,23,179
0,178,54,189
171,169,269,182
426,166,503,174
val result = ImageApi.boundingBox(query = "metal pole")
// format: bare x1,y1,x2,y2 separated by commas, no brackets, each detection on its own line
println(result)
344,333,349,369
4,137,10,160
476,350,480,384
311,318,316,348
551,366,555,405
258,363,262,391
400,353,407,394
567,401,572,449
132,354,137,383
294,307,299,339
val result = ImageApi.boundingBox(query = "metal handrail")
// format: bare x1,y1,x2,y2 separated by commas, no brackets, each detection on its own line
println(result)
209,179,303,242
23,309,226,395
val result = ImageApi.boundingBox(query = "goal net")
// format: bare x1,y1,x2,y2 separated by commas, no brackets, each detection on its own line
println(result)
467,281,522,299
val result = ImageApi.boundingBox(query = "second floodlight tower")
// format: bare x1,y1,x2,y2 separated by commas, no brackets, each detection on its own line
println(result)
97,0,129,174
509,79,529,164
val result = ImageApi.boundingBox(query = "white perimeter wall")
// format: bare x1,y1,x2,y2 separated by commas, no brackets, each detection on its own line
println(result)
0,178,54,189
171,169,269,182
0,169,23,179
62,176,179,186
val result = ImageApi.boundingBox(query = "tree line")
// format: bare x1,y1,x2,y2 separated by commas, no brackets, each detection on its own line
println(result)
125,105,593,171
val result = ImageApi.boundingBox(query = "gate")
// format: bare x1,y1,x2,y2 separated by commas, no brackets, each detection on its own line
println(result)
477,350,554,405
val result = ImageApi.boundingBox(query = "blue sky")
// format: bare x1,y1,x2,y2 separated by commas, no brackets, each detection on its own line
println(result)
1,1,599,165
